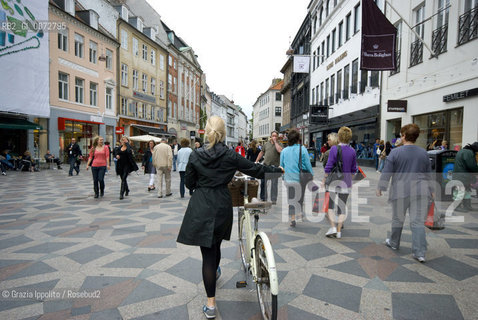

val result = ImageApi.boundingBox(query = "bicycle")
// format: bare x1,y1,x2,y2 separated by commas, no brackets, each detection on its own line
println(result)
234,173,278,320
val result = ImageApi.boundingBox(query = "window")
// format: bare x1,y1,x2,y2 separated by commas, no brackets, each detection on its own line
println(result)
346,13,351,40
344,64,350,99
351,59,358,93
168,74,172,91
337,70,342,102
142,74,147,92
121,29,128,50
133,70,138,90
105,88,112,110
173,77,177,93
133,37,139,56
338,21,343,47
168,55,172,66
354,3,361,33
160,54,165,70
313,50,316,70
326,0,330,16
370,71,379,87
432,0,450,55
325,78,329,105
174,60,177,69
151,49,156,65
459,0,478,45
121,64,128,86
159,80,164,99
168,100,172,118
74,33,84,58
142,44,148,60
330,74,335,105
326,35,330,57
58,72,68,100
89,41,97,64
316,84,319,103
331,28,336,53
319,7,324,25
312,88,315,104
137,103,144,119
411,4,425,67
106,49,113,70
89,82,97,106
360,70,368,93
121,97,127,115
320,82,324,104
129,101,137,117
275,92,282,101
58,28,68,51
390,21,402,76
321,41,325,63
75,78,84,104
151,77,156,95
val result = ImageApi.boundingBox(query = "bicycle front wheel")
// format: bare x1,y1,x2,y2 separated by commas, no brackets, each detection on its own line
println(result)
238,208,248,270
254,235,278,320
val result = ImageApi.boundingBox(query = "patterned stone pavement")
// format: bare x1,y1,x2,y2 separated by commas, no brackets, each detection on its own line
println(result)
0,165,477,320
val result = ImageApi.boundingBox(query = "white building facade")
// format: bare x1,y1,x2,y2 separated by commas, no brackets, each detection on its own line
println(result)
380,0,478,150
237,110,248,144
253,80,283,142
308,0,383,161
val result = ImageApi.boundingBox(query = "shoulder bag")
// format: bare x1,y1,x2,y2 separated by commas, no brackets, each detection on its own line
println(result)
325,145,343,186
299,145,314,188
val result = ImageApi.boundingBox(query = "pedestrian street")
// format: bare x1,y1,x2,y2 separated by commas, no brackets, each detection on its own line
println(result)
0,166,477,319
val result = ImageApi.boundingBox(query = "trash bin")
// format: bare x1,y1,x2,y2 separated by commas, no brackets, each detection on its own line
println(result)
428,149,457,201
307,148,317,167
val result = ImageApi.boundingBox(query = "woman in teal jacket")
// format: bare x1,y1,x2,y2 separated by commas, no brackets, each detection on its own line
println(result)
453,142,478,212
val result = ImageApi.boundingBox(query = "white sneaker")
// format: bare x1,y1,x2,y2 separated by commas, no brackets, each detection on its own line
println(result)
326,227,337,238
1,172,6,176
336,232,342,239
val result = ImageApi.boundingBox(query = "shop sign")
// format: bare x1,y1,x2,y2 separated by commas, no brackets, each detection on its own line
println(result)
309,105,328,124
115,126,124,134
90,115,103,123
443,88,478,102
335,51,348,64
387,100,407,112
326,61,334,70
198,129,205,134
133,91,156,103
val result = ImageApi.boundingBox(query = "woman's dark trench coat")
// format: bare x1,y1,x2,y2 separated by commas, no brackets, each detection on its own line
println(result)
177,142,283,248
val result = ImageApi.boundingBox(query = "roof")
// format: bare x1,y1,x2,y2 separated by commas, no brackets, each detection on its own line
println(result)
270,80,284,91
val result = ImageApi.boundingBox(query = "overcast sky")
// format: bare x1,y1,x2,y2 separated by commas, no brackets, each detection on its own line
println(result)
148,0,311,118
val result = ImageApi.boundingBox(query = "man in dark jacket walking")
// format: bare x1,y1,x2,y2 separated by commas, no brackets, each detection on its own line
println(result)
453,142,478,212
66,138,82,176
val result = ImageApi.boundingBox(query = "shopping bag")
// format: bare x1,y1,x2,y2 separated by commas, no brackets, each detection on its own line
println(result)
312,193,320,213
322,192,330,213
353,166,367,182
425,201,445,230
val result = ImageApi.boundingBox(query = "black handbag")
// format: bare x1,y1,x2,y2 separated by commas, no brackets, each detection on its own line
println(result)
299,145,314,187
325,145,343,186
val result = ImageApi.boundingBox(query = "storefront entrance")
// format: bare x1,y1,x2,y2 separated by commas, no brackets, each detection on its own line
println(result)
58,118,101,161
386,118,402,143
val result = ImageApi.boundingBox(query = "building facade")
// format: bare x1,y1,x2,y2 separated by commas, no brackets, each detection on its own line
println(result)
115,4,168,141
380,0,478,150
253,79,284,142
280,57,293,132
308,0,381,160
289,14,311,145
49,0,119,158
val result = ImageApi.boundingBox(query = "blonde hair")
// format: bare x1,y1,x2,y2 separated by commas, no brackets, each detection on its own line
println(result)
92,136,103,148
205,116,226,149
327,133,339,146
338,127,353,144
121,136,130,144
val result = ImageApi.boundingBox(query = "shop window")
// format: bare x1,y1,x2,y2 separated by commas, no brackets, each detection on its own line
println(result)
413,108,463,150
351,59,358,94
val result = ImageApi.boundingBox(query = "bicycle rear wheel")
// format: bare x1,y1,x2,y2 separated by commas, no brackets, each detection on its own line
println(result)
254,235,278,320
238,208,248,270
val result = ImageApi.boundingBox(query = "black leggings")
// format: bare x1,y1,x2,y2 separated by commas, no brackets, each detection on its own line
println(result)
200,240,222,298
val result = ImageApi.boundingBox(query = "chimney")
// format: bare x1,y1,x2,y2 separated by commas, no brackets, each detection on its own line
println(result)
53,0,75,16
76,10,99,30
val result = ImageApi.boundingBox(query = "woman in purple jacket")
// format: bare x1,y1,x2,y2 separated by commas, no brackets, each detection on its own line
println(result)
322,127,357,239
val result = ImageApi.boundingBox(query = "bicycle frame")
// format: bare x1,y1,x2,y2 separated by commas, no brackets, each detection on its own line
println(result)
238,176,279,296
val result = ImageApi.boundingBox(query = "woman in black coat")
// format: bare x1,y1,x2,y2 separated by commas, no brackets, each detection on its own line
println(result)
115,136,139,199
177,116,283,318
141,140,157,191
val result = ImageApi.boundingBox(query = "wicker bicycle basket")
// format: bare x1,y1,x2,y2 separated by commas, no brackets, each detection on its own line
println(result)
228,178,259,207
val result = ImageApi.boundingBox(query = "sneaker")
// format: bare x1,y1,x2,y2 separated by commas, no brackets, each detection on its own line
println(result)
290,220,296,227
166,193,172,197
203,305,216,319
1,172,6,176
336,232,342,239
216,266,221,281
385,238,397,250
326,227,337,238
157,195,163,198
413,255,426,263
